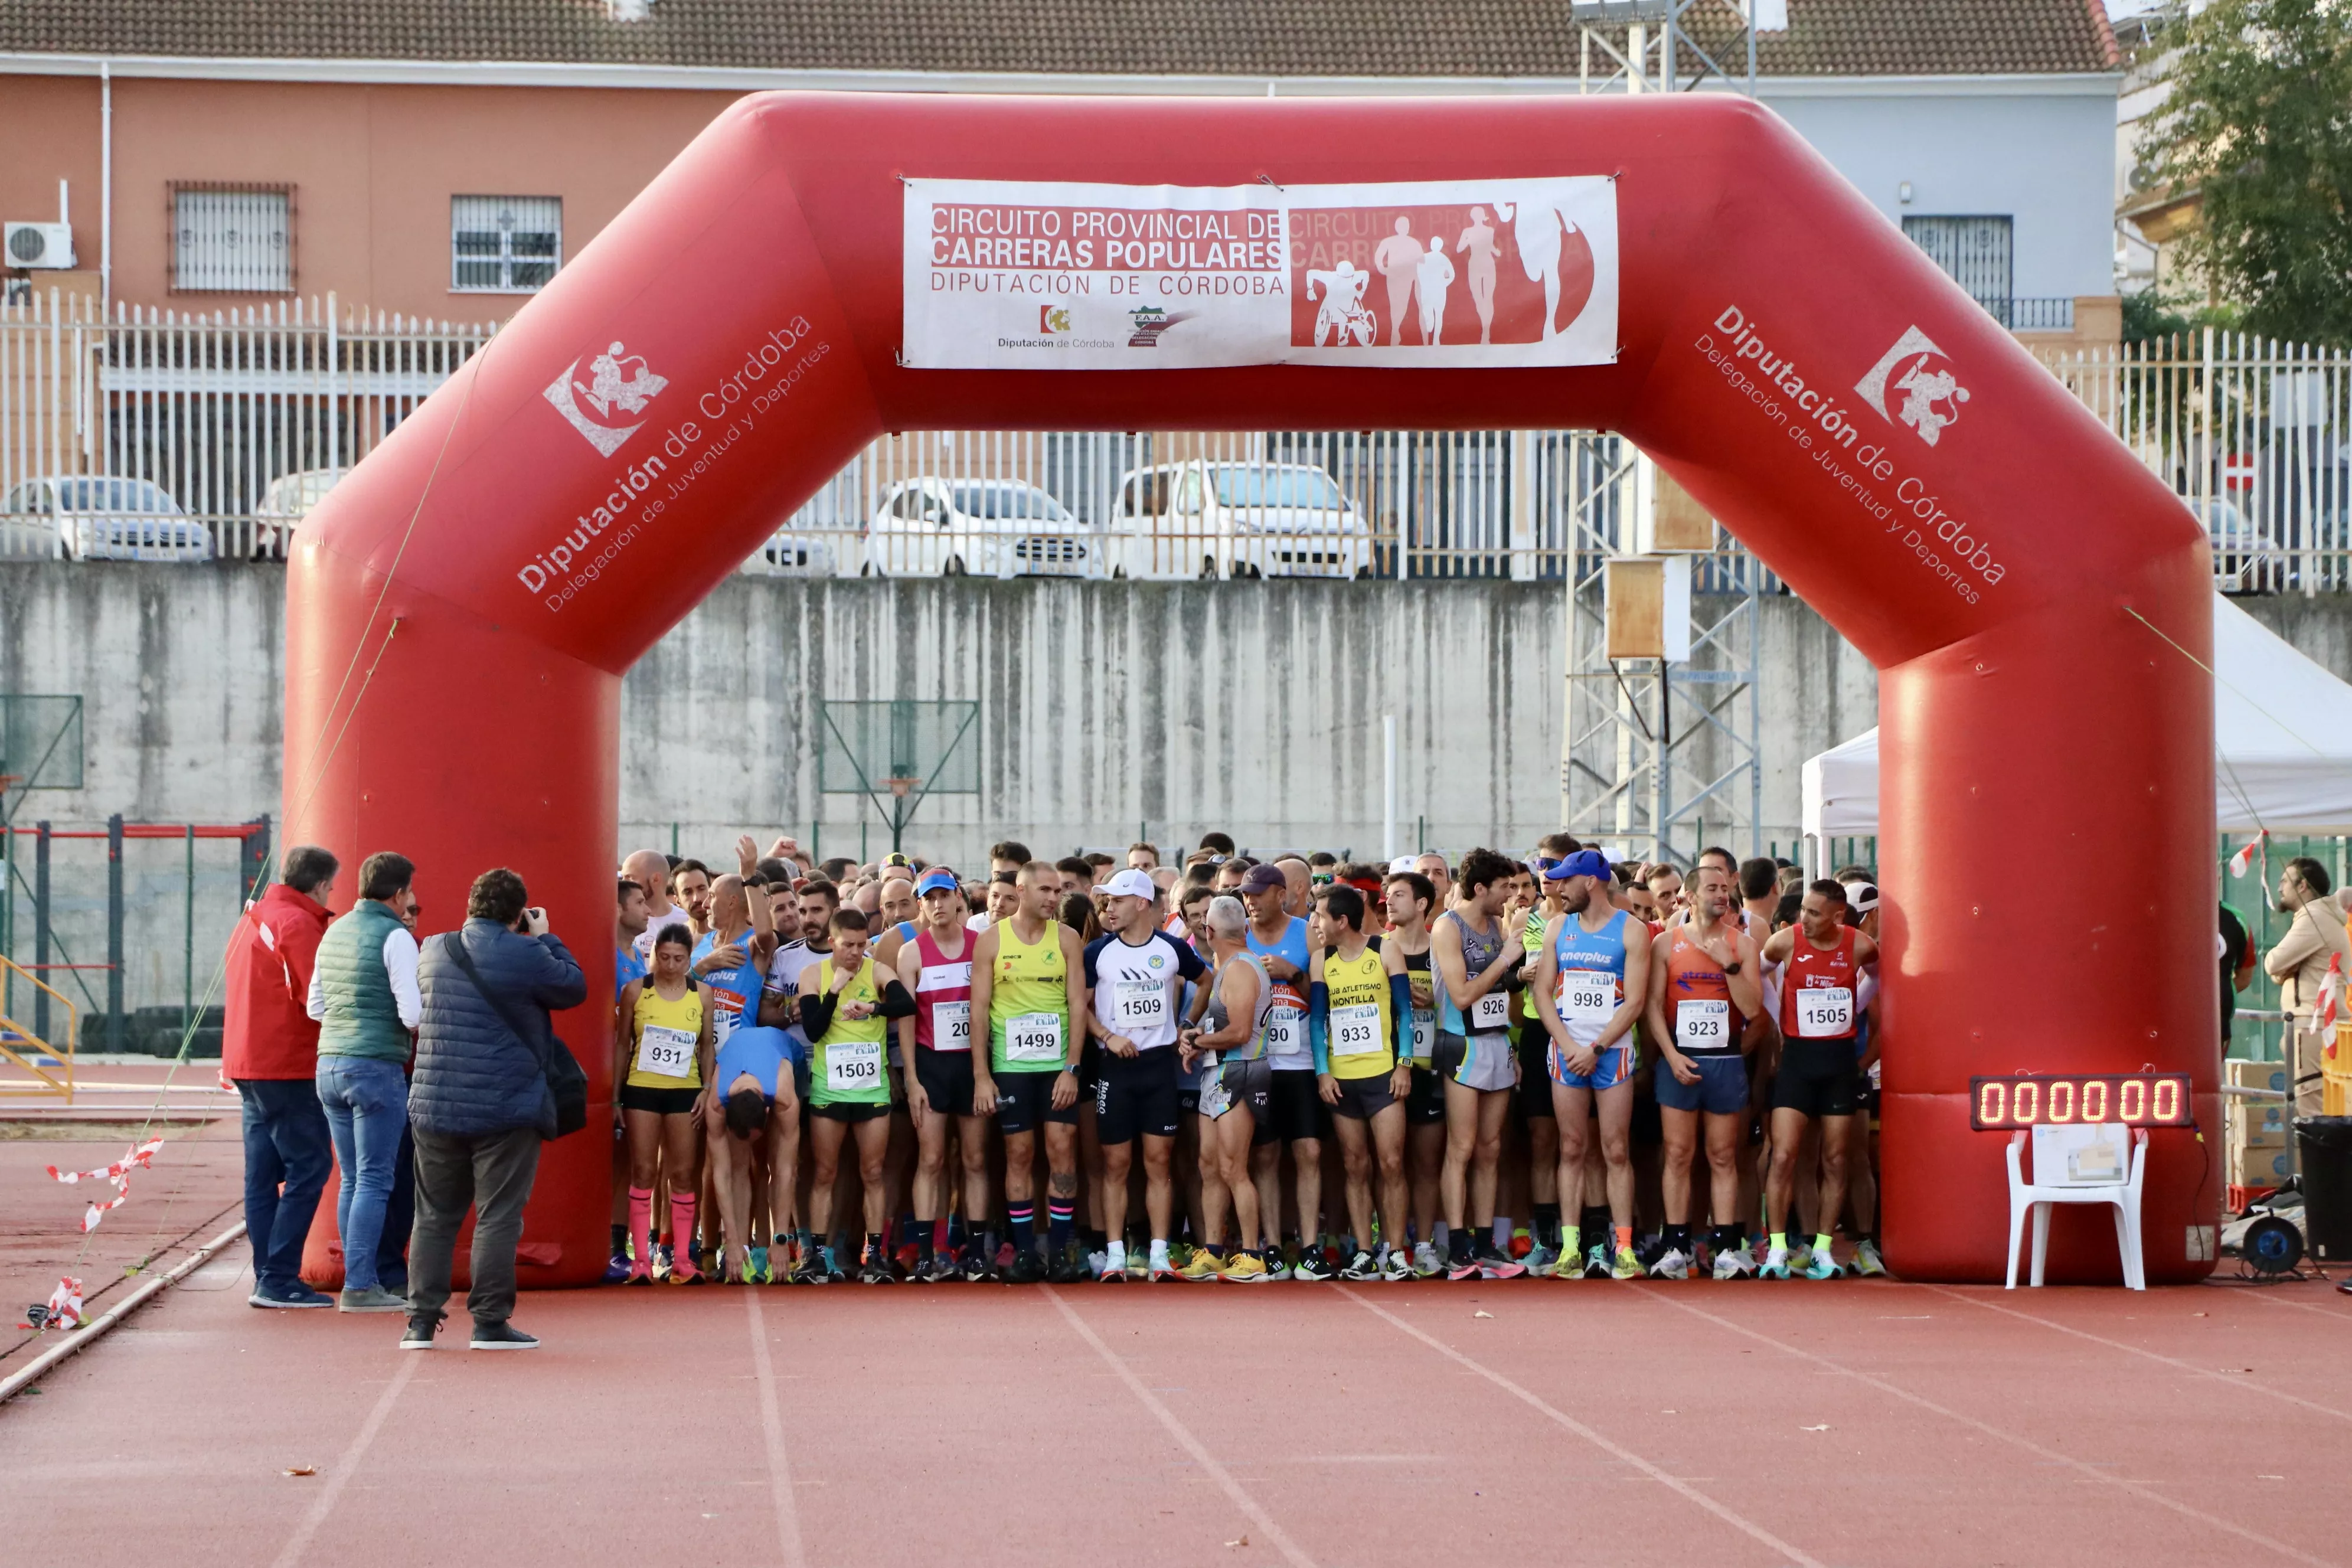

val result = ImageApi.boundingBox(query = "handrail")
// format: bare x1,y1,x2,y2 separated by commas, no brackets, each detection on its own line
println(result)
0,952,77,1103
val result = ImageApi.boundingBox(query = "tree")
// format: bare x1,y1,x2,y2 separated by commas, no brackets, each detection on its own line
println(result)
2148,0,2352,344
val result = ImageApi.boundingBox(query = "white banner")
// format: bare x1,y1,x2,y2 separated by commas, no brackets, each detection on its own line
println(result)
903,177,1618,371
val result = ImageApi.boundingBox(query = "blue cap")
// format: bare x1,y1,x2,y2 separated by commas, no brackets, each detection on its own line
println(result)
915,868,959,896
1543,850,1612,881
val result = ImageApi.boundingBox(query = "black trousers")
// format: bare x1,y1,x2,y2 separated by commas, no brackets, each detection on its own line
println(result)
406,1125,540,1328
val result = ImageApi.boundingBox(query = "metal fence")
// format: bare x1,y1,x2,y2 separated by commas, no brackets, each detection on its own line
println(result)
5,290,2348,587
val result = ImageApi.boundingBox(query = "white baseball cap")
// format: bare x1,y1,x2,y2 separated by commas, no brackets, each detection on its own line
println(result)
1388,856,1417,876
1092,868,1158,901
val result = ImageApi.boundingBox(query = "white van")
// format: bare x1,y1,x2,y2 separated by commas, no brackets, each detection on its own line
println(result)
1106,462,1371,580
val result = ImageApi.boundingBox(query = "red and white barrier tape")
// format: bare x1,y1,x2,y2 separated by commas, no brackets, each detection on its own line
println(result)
46,1137,164,1234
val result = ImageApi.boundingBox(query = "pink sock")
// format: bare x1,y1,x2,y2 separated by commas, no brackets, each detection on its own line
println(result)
669,1193,698,1275
628,1187,653,1274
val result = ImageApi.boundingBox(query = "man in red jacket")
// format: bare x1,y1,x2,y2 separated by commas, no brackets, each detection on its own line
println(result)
223,846,340,1308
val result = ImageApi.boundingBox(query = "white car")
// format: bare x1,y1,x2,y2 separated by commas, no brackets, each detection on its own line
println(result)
746,529,839,577
251,466,345,558
0,476,213,562
865,478,1091,579
1108,462,1371,580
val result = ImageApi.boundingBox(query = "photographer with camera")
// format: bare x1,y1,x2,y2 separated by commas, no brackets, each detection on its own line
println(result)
403,868,586,1351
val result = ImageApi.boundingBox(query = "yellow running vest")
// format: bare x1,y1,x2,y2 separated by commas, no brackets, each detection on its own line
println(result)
1322,946,1394,1079
989,920,1070,1074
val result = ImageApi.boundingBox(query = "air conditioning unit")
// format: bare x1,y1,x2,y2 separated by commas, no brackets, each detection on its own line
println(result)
5,222,76,270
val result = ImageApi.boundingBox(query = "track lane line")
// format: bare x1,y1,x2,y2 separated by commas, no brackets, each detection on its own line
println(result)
1918,1283,2352,1426
1636,1284,2337,1567
2233,1286,2352,1320
1044,1287,1317,1568
267,1354,419,1568
1338,1286,1824,1568
747,1287,808,1568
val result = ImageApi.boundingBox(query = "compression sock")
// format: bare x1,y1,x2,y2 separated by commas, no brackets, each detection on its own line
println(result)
1562,1223,1581,1259
865,1231,886,1266
1449,1227,1476,1265
1048,1200,1077,1253
1008,1205,1035,1256
667,1194,699,1276
627,1188,654,1271
1432,1221,1451,1253
914,1223,935,1268
1613,1224,1634,1255
1104,1240,1127,1274
1769,1231,1788,1253
1582,1208,1612,1248
1714,1224,1745,1256
1491,1216,1513,1251
1664,1223,1691,1253
1534,1203,1562,1249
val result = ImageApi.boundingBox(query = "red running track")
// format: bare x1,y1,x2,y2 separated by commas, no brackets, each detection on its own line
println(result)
5,1269,2351,1565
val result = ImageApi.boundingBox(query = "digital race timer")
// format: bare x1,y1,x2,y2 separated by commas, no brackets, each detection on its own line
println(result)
1969,1072,2195,1131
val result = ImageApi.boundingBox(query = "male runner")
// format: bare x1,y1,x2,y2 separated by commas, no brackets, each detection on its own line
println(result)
1383,870,1448,1276
1178,896,1276,1282
622,848,687,968
1317,885,1416,1281
671,859,715,946
1414,852,1453,910
867,871,923,1266
1172,882,1221,1254
1241,863,1329,1281
1433,849,1528,1280
1738,857,1782,933
1644,863,1685,922
1128,842,1161,872
1759,880,1880,1279
897,868,992,1282
970,862,1088,1283
1084,868,1211,1281
798,909,917,1282
1513,837,1579,1272
1531,850,1651,1282
1642,861,1762,1280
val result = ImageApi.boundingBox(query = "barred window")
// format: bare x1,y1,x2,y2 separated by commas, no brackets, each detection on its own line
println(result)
172,184,294,293
1900,215,2013,311
452,195,561,293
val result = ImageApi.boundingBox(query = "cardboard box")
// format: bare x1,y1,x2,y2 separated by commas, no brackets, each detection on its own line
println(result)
2230,1101,2291,1136
2229,1144,2297,1187
2227,1059,2290,1096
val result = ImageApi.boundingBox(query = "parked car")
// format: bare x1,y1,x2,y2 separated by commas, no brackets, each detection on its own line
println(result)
744,528,839,577
250,466,345,558
865,478,1091,579
2187,496,2283,590
1108,462,1371,580
0,476,213,562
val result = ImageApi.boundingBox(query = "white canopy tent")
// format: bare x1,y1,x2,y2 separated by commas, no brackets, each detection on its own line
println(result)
1802,593,2352,873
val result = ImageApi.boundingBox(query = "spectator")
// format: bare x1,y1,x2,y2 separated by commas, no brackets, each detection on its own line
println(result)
308,850,423,1314
2263,856,2352,1115
2219,899,2255,1048
403,868,586,1351
224,845,341,1309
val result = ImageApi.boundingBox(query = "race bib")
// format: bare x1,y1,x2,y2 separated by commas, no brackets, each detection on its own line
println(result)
1005,1011,1063,1064
1471,989,1511,1033
825,1037,884,1094
918,961,972,994
1558,969,1616,1027
930,998,972,1051
1410,1010,1435,1065
635,1024,697,1080
1329,1002,1384,1059
1114,979,1168,1030
705,985,747,1041
1794,985,1854,1038
1263,1009,1306,1059
1675,998,1731,1052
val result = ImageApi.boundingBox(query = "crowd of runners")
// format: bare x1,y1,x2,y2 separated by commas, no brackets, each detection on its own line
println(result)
610,833,1887,1286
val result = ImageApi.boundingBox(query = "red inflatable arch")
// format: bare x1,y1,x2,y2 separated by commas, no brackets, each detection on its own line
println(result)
290,93,2214,1286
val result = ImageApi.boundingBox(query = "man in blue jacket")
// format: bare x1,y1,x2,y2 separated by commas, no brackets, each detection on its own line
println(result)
401,867,585,1351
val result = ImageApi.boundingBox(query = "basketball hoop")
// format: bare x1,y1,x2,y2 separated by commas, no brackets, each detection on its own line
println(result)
886,776,922,798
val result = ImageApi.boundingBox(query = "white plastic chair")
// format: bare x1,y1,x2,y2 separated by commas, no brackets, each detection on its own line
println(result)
2005,1126,2148,1290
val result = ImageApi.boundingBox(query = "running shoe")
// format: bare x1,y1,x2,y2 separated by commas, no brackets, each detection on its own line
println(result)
789,1253,829,1285
668,1262,705,1285
1381,1248,1413,1282
1339,1249,1383,1282
1096,1256,1127,1283
747,1245,770,1285
1478,1250,1528,1282
919,1252,961,1284
1803,1248,1845,1280
1787,1241,1814,1274
1221,1252,1271,1283
1712,1245,1759,1280
1048,1244,1090,1285
1151,1259,1185,1283
603,1252,633,1285
1584,1242,1614,1279
1446,1253,1484,1282
1758,1246,1792,1280
1523,1243,1560,1279
625,1263,655,1286
1263,1252,1295,1283
1006,1249,1048,1285
896,1242,922,1276
1648,1247,1693,1281
1292,1250,1335,1283
1851,1239,1889,1278
1412,1241,1445,1279
962,1245,994,1283
858,1256,897,1285
1611,1246,1643,1280
651,1243,674,1282
1178,1249,1224,1282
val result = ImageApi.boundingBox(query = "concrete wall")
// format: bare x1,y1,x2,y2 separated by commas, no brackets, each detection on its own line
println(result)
15,562,2352,1013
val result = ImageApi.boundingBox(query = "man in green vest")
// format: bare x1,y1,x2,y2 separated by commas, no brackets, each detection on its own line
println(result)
309,851,422,1314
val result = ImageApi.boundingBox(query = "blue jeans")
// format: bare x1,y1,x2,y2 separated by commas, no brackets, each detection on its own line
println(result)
237,1078,333,1292
315,1056,411,1293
